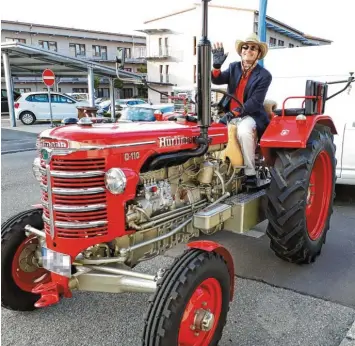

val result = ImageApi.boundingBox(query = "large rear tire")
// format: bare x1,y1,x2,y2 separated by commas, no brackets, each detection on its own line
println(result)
142,249,231,346
266,125,336,264
1,209,50,311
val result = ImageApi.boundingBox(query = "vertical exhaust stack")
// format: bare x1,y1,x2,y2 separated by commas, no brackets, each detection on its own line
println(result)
197,0,212,142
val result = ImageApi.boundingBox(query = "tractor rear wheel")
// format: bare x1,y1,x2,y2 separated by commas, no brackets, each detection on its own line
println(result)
142,249,231,346
1,209,50,311
266,125,336,264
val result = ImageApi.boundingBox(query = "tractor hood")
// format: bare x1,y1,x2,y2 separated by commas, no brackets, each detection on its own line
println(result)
37,121,228,150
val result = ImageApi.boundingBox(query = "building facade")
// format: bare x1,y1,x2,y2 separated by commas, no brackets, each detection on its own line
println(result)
140,4,332,104
1,20,147,99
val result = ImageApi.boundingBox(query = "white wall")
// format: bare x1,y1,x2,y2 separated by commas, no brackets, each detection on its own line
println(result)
263,43,355,110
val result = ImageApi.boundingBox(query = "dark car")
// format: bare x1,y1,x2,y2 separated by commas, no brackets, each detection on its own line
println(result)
1,89,21,113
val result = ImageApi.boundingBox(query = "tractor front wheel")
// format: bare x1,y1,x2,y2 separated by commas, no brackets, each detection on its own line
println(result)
266,125,336,264
1,209,50,311
142,249,231,346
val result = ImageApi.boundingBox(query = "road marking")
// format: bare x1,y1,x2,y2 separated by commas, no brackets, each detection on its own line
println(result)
1,148,37,155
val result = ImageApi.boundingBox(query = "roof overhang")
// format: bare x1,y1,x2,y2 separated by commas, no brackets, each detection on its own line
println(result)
0,42,142,80
266,23,317,45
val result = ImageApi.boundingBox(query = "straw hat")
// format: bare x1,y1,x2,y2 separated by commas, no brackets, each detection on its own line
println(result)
235,33,268,60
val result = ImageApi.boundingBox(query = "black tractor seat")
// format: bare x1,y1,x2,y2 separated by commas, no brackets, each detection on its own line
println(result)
273,108,305,116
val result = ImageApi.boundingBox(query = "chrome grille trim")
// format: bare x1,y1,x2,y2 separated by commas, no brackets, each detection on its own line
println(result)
43,215,107,229
46,165,55,238
50,170,105,178
53,204,107,212
52,187,105,195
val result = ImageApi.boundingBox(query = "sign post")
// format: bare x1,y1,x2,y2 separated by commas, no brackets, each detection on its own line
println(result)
42,69,55,127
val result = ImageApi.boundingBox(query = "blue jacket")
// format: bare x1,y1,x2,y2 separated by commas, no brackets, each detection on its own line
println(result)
212,61,272,137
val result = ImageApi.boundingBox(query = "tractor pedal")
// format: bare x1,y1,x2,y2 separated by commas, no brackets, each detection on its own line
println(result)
32,282,60,308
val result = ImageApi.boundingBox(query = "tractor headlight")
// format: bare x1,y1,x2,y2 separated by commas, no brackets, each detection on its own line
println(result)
32,157,42,182
104,168,127,194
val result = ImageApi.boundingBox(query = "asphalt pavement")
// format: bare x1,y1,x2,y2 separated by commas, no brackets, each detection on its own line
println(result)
1,143,355,346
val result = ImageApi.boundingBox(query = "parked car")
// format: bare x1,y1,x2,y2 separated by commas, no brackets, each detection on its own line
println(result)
1,89,21,113
120,104,175,122
14,92,89,125
65,93,89,101
97,98,148,117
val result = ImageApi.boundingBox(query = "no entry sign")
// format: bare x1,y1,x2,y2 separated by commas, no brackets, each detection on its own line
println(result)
42,69,55,87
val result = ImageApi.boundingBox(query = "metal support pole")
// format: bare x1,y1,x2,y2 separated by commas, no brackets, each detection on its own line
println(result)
87,67,95,107
2,52,16,127
109,78,115,121
258,0,268,67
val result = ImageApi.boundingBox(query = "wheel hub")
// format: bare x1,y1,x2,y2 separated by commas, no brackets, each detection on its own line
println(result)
18,244,38,272
193,308,215,332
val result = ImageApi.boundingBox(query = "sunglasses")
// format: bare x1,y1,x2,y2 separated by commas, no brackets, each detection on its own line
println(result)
242,45,259,52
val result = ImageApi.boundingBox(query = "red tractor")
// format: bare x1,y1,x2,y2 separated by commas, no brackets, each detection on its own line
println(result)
2,1,354,345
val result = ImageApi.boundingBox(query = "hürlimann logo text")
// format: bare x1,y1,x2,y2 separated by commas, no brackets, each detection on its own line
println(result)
158,136,197,147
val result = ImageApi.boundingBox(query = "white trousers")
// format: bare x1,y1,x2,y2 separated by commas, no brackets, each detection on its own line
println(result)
230,116,257,176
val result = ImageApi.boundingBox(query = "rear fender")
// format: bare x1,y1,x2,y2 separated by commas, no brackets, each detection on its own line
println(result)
187,240,235,300
31,204,43,209
260,115,337,165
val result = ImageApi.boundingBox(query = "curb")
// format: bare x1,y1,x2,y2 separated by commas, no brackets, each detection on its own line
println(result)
339,321,355,346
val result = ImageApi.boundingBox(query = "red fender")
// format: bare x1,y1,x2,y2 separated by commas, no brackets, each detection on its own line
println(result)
187,240,235,300
260,114,337,165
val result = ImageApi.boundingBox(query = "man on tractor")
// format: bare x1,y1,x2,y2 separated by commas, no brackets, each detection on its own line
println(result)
211,33,272,188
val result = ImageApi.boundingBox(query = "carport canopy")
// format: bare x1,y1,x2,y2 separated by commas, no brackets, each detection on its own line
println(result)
1,42,141,126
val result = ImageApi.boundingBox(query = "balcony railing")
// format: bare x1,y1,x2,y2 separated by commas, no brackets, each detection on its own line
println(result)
159,74,170,84
146,46,182,61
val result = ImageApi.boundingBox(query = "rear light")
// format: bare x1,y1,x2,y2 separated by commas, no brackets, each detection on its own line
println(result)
14,103,19,109
154,110,163,121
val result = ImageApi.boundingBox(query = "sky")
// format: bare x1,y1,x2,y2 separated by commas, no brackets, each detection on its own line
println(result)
1,0,354,45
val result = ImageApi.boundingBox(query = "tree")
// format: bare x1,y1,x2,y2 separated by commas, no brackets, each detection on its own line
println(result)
114,78,123,89
94,75,100,90
137,64,147,74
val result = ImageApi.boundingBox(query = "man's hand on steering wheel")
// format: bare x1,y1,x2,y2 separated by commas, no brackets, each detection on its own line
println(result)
212,42,228,69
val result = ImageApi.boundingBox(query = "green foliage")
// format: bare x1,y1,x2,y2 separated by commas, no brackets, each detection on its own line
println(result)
137,64,147,73
94,75,100,90
114,78,124,89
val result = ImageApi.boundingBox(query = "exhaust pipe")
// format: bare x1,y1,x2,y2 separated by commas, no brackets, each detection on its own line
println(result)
145,0,212,172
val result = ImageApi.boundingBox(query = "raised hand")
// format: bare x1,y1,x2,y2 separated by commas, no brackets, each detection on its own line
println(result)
212,42,228,69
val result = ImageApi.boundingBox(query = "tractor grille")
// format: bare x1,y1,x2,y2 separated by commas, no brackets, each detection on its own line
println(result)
41,157,108,239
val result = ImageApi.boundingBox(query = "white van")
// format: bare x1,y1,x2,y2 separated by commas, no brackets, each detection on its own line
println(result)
264,44,355,185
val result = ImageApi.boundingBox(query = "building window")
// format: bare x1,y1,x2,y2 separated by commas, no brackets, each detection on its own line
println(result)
124,68,132,72
73,88,88,93
39,40,57,51
269,37,276,47
69,43,86,57
123,88,133,98
159,38,163,56
278,40,284,47
160,94,169,103
193,65,197,84
15,88,31,93
97,88,109,98
5,37,26,43
289,43,294,48
193,36,197,55
165,65,169,83
117,47,131,59
92,45,107,59
254,22,258,35
164,38,169,56
160,65,163,83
